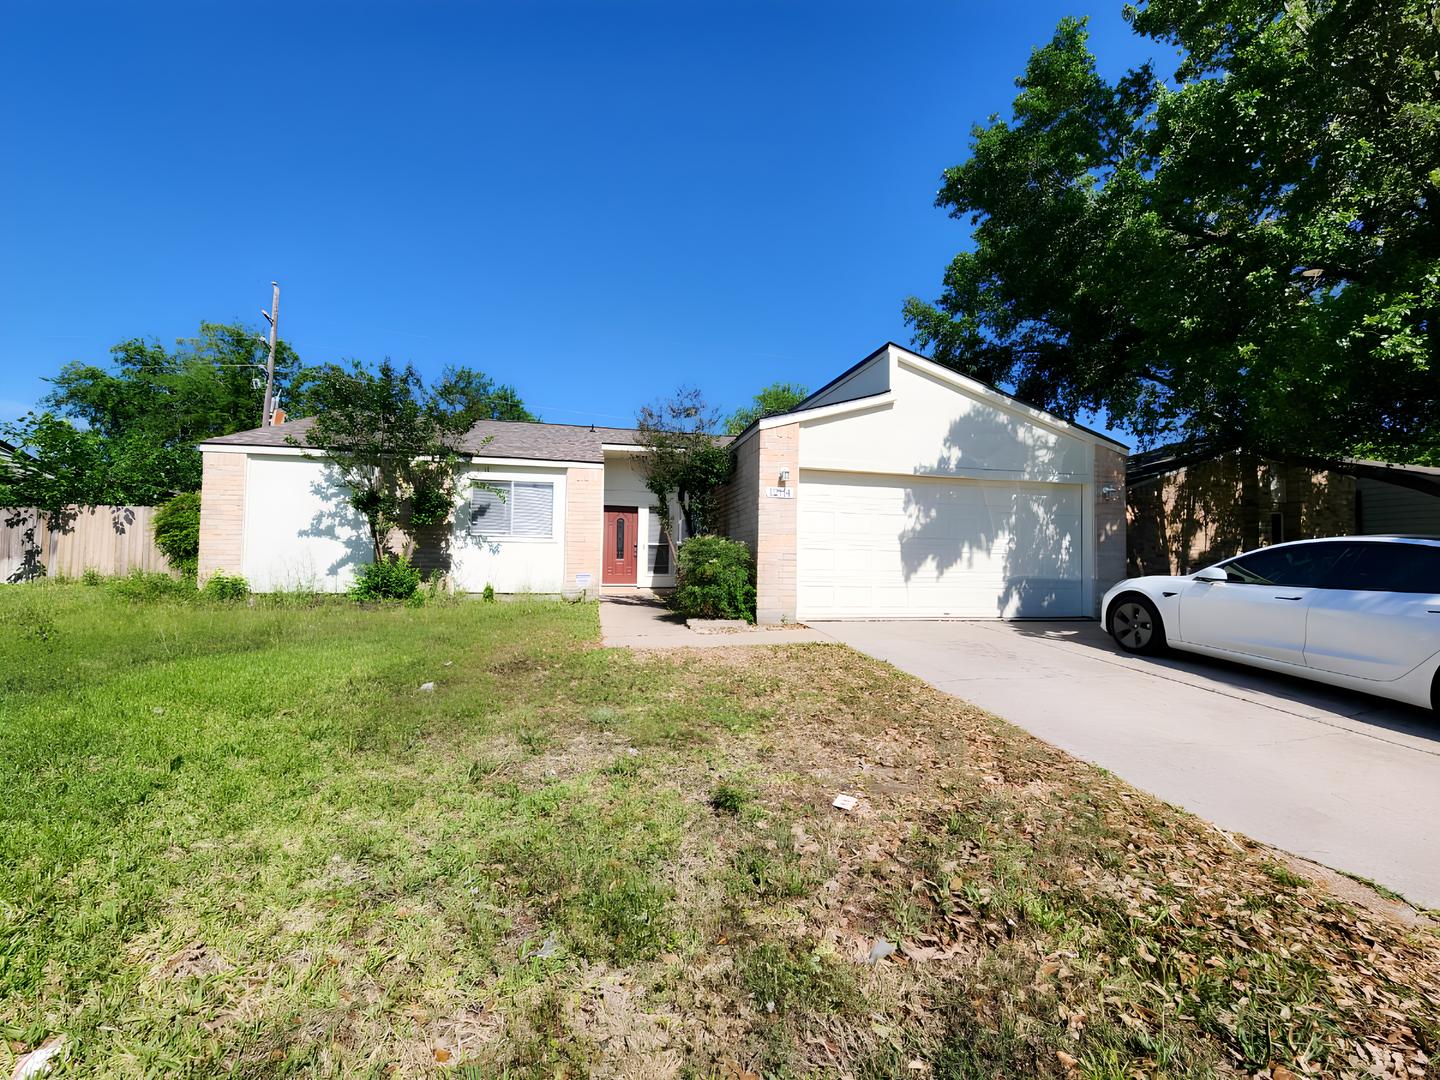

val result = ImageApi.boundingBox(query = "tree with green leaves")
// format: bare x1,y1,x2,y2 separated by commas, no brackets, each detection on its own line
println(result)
905,0,1439,464
2,321,302,506
291,360,480,563
636,388,733,542
724,382,809,435
48,322,302,443
432,365,536,424
0,414,191,580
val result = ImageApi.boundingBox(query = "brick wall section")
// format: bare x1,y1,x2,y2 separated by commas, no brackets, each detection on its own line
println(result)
1094,445,1127,612
713,431,759,555
198,451,246,582
564,467,604,599
755,423,799,623
1126,455,1357,576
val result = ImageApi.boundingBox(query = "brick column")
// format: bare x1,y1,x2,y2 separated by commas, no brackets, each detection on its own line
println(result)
755,423,799,623
1094,445,1127,613
198,451,246,583
564,467,604,600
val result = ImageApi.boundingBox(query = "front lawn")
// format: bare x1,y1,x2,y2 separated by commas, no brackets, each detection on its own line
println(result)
2,582,1438,1078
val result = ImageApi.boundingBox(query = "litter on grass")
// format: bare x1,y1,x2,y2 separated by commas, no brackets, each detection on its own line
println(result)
832,793,858,811
11,1036,65,1080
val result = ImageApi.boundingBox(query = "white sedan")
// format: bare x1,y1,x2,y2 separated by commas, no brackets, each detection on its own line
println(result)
1102,536,1440,711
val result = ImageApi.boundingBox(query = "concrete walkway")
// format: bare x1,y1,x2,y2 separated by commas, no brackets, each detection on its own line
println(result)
812,619,1440,910
599,596,827,648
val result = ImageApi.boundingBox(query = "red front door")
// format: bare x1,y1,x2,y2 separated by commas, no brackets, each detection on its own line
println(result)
602,506,638,584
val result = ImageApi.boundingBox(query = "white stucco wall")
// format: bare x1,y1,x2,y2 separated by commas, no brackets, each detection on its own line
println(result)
237,454,571,594
449,464,569,594
242,454,370,592
798,354,1091,482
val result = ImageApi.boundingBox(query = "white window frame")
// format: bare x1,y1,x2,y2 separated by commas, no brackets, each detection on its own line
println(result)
646,511,677,577
469,479,555,542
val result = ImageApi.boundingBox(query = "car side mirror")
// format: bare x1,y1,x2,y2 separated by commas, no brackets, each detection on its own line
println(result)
1194,566,1226,582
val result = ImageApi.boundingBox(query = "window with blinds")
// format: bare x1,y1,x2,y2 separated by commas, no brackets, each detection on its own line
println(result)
469,481,554,539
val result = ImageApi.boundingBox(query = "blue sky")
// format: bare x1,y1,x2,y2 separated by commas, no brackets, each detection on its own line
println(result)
0,1,1159,436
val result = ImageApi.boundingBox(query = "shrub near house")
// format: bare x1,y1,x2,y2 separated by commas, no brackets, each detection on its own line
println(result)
152,491,201,576
670,536,755,622
350,555,423,602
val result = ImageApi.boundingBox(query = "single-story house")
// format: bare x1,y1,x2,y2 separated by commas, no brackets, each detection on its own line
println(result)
198,343,1128,622
1127,445,1440,575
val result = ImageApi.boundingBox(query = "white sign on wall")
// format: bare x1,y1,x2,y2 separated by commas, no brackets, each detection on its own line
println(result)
575,572,593,587
765,486,794,500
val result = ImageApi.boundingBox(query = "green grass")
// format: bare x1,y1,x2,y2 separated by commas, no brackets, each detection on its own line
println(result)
0,584,690,1075
2,581,1438,1078
1339,869,1410,905
707,777,755,815
738,939,852,1015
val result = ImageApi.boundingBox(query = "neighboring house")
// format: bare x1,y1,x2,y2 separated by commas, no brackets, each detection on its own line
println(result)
1127,445,1440,576
198,343,1128,622
0,438,34,479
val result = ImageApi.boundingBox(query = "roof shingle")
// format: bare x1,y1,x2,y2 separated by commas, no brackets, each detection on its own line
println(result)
201,417,667,464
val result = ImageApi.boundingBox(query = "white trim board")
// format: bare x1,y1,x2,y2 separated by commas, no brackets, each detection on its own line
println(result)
758,391,896,431
200,443,603,469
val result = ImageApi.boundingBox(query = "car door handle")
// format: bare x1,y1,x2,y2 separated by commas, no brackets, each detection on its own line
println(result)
1274,595,1304,601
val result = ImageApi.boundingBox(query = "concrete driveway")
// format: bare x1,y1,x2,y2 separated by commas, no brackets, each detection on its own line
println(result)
812,619,1440,910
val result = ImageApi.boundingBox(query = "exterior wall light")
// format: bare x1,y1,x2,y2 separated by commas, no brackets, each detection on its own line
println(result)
1101,483,1122,501
779,467,791,484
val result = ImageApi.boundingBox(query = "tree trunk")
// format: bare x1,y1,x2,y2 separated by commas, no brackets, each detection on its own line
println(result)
1239,454,1263,551
367,515,386,563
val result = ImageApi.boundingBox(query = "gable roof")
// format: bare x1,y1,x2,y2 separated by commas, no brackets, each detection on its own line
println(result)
736,342,1130,450
201,416,726,464
788,342,892,413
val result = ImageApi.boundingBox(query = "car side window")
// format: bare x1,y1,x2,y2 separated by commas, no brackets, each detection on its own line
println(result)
1327,542,1440,593
1219,542,1349,587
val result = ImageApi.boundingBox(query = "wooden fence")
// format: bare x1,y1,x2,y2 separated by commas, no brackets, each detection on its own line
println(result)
1,506,174,583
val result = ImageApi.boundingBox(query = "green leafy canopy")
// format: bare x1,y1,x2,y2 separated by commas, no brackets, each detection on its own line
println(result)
905,0,1439,463
637,388,734,541
431,365,536,425
291,360,489,564
724,382,809,436
152,492,202,576
0,322,301,512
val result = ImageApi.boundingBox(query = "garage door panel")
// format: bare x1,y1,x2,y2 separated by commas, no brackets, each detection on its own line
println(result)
797,471,1084,619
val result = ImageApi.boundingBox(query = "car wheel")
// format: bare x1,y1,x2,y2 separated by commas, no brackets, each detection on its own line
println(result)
1108,594,1167,655
1432,668,1439,714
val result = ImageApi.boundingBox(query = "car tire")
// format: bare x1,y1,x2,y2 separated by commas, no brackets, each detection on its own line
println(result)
1108,593,1167,655
1432,668,1439,714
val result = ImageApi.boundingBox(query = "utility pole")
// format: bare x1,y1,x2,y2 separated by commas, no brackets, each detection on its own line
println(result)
260,281,280,426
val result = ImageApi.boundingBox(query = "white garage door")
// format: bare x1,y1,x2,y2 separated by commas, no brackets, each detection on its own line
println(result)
797,471,1085,619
